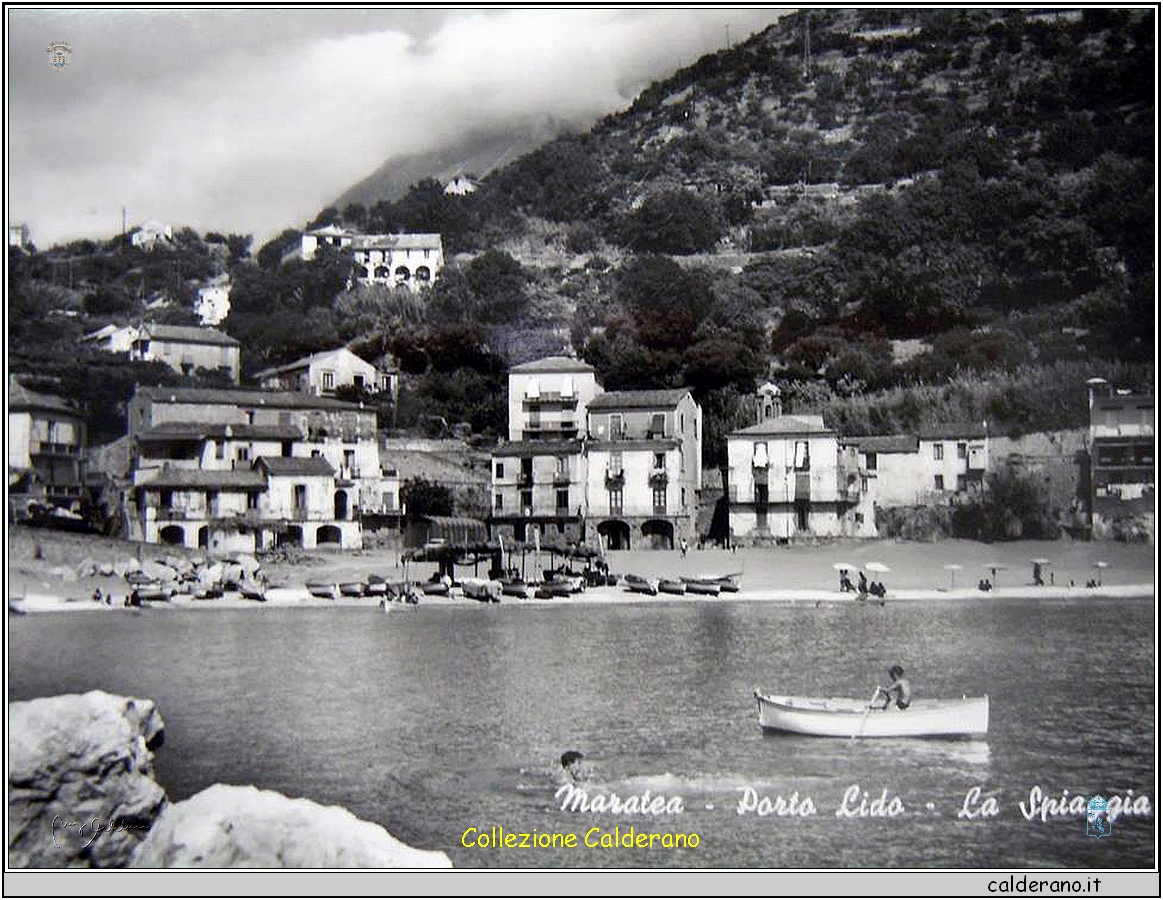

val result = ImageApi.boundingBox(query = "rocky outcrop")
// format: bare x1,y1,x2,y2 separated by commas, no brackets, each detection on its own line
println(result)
8,691,167,867
129,784,452,868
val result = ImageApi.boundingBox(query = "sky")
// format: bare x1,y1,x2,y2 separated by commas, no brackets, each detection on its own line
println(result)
7,7,789,250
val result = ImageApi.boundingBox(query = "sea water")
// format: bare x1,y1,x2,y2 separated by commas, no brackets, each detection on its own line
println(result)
8,596,1155,868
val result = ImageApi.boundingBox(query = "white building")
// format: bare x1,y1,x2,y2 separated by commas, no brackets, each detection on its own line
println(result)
506,356,600,442
9,223,31,250
196,275,232,326
83,323,139,354
300,226,443,290
130,324,241,383
130,221,173,250
444,174,479,196
254,347,396,400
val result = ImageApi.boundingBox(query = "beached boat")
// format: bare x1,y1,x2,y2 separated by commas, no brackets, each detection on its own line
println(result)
681,577,721,596
338,581,367,598
624,574,659,596
753,691,989,738
705,573,741,592
237,579,267,601
501,579,531,599
420,580,450,596
658,578,687,595
365,576,388,596
306,581,337,599
462,578,502,602
535,580,574,598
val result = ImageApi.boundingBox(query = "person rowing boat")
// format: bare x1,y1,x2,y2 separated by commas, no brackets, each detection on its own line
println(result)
873,665,912,710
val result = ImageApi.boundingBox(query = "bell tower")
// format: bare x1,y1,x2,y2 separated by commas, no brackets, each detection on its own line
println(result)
755,382,782,424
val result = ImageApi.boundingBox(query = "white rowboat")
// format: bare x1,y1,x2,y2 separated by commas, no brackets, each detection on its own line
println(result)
754,690,989,738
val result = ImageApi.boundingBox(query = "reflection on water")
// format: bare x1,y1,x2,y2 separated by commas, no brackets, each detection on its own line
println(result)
8,596,1155,869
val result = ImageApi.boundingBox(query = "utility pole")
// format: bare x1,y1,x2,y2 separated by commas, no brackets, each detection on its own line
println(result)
122,206,127,238
803,11,812,80
725,23,731,47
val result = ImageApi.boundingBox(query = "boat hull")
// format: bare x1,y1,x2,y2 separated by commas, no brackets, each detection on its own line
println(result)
754,691,989,738
624,575,659,595
658,579,687,595
682,578,721,596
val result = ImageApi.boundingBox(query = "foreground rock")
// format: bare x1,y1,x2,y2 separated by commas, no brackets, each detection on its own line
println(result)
130,784,452,868
8,691,166,867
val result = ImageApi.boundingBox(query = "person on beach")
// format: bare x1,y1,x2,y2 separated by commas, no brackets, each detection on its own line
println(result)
858,571,868,594
874,665,911,711
560,750,593,783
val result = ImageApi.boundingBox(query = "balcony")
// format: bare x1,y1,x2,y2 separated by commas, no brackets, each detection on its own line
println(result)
523,392,578,409
648,467,668,488
794,472,812,500
553,471,571,486
30,441,80,458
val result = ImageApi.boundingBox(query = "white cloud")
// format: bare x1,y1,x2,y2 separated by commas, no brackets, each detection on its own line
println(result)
7,8,785,248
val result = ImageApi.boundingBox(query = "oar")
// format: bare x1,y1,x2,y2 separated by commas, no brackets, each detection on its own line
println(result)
851,687,882,741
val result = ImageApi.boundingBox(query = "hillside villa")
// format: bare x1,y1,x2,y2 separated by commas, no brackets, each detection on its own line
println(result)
300,226,444,290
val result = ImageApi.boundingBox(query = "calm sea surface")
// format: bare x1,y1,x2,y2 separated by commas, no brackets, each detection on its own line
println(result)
8,596,1155,868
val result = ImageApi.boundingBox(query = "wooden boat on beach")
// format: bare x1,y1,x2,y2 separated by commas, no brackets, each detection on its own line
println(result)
338,581,367,597
623,574,659,596
754,690,989,738
306,581,337,599
658,578,687,595
681,577,721,596
501,579,531,598
535,580,574,598
420,579,450,596
365,576,388,596
462,578,502,602
706,573,741,592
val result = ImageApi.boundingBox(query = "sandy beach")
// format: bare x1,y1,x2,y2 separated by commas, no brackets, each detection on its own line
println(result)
6,526,1155,614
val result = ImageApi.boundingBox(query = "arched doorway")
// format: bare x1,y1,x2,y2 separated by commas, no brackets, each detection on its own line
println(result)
316,525,342,545
334,490,348,520
597,519,631,551
641,519,675,550
197,526,208,548
159,525,185,546
279,525,303,548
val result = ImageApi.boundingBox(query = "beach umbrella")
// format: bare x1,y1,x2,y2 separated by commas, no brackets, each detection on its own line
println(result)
832,562,856,572
1093,561,1109,586
943,563,963,589
983,562,1006,586
865,562,890,573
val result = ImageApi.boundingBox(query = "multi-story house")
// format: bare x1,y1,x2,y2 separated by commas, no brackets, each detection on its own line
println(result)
1086,381,1154,538
130,324,241,383
916,424,989,501
726,384,863,542
583,389,702,550
82,323,139,354
489,355,702,550
254,347,395,399
126,387,393,551
506,356,600,442
8,376,87,511
300,226,443,290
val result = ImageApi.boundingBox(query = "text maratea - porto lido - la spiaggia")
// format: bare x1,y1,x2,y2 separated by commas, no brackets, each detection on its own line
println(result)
547,783,1152,821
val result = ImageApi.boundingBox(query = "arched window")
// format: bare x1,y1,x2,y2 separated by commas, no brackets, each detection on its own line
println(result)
374,265,390,279
414,266,431,282
394,266,411,281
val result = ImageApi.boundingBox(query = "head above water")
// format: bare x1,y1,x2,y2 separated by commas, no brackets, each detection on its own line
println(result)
889,665,905,680
560,750,585,769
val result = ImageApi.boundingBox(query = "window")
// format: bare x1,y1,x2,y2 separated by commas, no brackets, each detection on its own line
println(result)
495,462,504,478
794,440,810,471
322,371,335,390
343,449,355,470
205,490,217,511
353,374,364,389
214,440,224,460
609,414,624,438
865,452,877,471
752,442,768,468
293,484,307,510
650,413,666,437
861,477,868,492
933,443,944,461
556,456,569,474
957,442,967,459
311,449,322,458
556,488,569,510
680,413,685,432
381,374,390,390
956,474,968,492
520,489,533,513
520,458,533,482
934,474,945,491
654,452,666,469
608,487,623,515
247,492,259,511
236,446,250,462
495,493,503,511
159,489,173,510
681,487,687,508
653,486,667,513
608,451,622,475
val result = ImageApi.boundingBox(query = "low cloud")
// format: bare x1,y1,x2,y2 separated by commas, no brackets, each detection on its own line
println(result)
8,9,784,247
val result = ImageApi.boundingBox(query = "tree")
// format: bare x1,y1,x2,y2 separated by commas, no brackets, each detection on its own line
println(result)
616,255,714,350
401,478,454,518
620,190,722,255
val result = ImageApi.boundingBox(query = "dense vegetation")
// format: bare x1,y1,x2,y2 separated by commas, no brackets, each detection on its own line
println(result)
8,9,1153,463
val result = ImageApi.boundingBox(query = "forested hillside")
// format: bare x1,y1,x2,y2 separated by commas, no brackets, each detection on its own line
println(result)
9,9,1154,462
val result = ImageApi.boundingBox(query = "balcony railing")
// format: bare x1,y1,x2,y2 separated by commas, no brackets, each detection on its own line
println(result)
30,441,80,457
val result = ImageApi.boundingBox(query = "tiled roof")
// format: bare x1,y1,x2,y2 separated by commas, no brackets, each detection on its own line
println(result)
586,389,691,411
140,324,240,347
137,423,304,442
138,468,266,489
841,435,918,454
253,347,374,380
8,376,81,417
730,415,832,437
510,356,595,374
491,440,583,457
918,422,988,440
255,456,335,476
136,386,362,411
346,233,443,251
